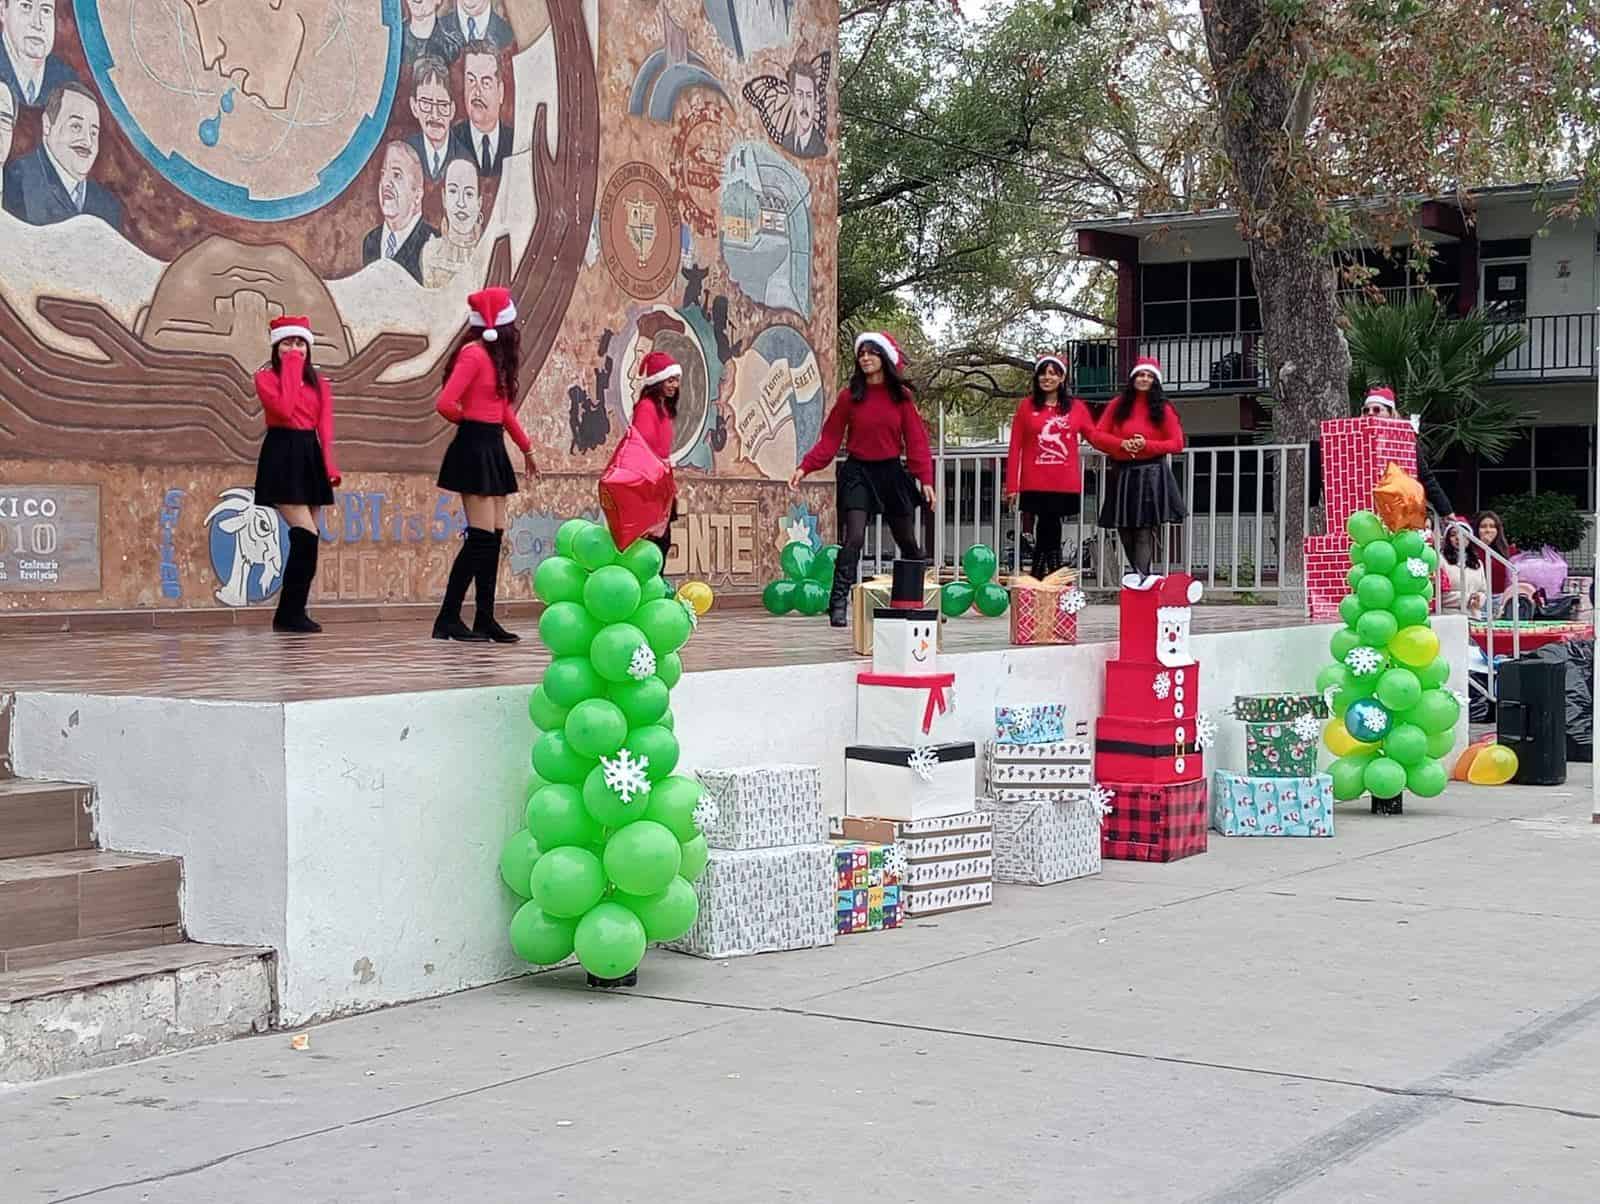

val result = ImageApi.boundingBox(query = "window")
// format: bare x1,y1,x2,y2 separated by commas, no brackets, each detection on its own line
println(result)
1138,259,1257,337
1481,238,1532,260
1475,427,1595,512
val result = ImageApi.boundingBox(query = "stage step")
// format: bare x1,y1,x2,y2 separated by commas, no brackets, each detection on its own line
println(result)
0,942,275,1083
0,849,182,962
0,778,95,858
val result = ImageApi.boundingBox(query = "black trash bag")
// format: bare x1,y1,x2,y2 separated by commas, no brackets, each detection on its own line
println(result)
1530,639,1592,764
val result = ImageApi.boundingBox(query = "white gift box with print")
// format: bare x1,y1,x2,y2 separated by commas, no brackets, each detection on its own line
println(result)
694,765,828,851
845,742,977,820
983,740,1093,805
990,795,1104,885
664,843,836,959
856,672,958,746
904,879,993,916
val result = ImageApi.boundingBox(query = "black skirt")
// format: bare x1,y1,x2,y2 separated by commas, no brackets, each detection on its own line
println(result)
438,420,519,496
1021,490,1082,521
254,428,334,508
1097,458,1187,529
837,456,922,519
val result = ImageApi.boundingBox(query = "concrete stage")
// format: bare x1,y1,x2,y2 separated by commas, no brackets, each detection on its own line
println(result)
3,605,1471,1026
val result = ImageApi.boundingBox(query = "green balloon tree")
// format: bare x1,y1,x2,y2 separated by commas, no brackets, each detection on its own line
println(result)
1317,508,1457,804
941,543,1009,617
503,517,709,979
761,539,840,616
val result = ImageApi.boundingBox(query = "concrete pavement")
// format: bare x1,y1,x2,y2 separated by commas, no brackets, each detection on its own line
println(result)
5,773,1599,1202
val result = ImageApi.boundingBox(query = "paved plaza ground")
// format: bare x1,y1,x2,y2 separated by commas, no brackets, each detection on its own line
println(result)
5,771,1598,1202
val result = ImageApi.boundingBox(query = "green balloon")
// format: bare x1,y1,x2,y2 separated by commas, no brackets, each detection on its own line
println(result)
603,819,682,896
609,677,670,728
794,580,829,615
529,846,606,918
657,709,675,731
1419,581,1435,602
636,598,693,655
544,656,606,709
539,601,600,657
565,698,629,759
1363,756,1407,798
1338,596,1365,628
498,829,540,898
572,524,618,571
572,901,647,979
1375,667,1422,712
527,686,570,733
555,518,590,558
1392,594,1430,630
962,544,998,586
639,575,672,602
590,623,650,683
809,544,840,583
627,725,679,781
584,565,643,624
1407,758,1448,797
1330,627,1362,662
942,581,975,616
1348,542,1364,567
532,731,597,786
1329,754,1373,801
618,539,664,582
974,581,1010,617
1356,609,1399,650
1360,540,1398,575
1346,564,1367,590
779,541,815,580
1347,510,1385,545
1416,656,1451,690
617,876,699,943
533,555,588,606
678,833,709,882
1383,722,1429,767
1421,545,1439,570
526,783,603,850
1316,662,1352,697
1389,563,1430,596
762,580,797,615
1355,573,1396,611
508,901,578,965
1401,688,1460,735
657,651,683,689
642,775,703,842
582,762,651,827
1393,530,1426,559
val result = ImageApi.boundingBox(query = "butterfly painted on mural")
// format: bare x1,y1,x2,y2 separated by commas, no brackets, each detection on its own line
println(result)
742,51,832,160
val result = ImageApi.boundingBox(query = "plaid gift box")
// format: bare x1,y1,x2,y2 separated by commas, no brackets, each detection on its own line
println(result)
1211,771,1335,837
1232,693,1330,724
1099,778,1208,863
832,840,904,933
1007,569,1080,646
1244,721,1318,777
850,574,945,657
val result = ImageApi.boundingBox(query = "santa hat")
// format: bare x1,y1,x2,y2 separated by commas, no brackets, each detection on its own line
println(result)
1034,352,1067,376
1363,385,1398,414
640,350,682,388
467,286,517,342
1129,355,1163,383
854,331,903,368
269,316,313,347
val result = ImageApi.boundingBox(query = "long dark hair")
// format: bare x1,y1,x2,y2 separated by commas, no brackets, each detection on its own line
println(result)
1475,510,1511,559
1111,376,1168,426
271,341,319,388
444,326,520,400
849,347,914,404
1031,359,1067,410
642,379,679,420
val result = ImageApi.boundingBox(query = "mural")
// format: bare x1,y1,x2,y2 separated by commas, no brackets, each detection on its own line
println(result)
0,0,840,611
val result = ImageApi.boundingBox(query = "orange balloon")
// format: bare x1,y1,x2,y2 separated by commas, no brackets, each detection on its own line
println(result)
1452,736,1493,781
1374,463,1427,532
1467,743,1518,786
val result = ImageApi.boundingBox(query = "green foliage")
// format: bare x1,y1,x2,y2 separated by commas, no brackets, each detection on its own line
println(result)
1488,491,1590,554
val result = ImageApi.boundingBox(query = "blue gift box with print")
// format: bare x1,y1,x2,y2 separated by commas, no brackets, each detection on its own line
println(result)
993,705,1070,745
1211,771,1335,837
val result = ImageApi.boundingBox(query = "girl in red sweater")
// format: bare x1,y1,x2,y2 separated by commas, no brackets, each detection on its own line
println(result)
1005,352,1094,577
1087,355,1187,590
631,350,682,566
789,331,936,626
433,286,539,643
253,315,341,633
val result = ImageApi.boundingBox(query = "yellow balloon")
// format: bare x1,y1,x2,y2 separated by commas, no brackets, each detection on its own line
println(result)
1324,717,1377,759
676,581,714,616
1389,624,1440,669
1467,743,1518,786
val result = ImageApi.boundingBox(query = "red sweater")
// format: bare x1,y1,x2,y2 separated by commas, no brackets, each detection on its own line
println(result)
799,385,934,485
631,398,674,460
1086,396,1186,462
256,353,340,482
435,342,531,453
1006,396,1093,494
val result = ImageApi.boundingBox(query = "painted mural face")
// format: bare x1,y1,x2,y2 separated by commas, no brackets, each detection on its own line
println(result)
379,143,424,227
43,87,99,183
184,0,310,111
459,0,492,17
412,72,454,148
2,0,55,66
464,50,502,134
407,0,437,25
790,69,817,146
442,157,481,238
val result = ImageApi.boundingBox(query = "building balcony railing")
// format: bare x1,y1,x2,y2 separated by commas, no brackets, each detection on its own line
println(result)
1486,312,1597,381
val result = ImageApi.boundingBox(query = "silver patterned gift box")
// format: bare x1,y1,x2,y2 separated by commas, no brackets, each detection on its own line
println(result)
903,879,994,916
664,843,836,959
983,740,1093,806
990,795,1104,885
695,765,828,850
840,810,994,916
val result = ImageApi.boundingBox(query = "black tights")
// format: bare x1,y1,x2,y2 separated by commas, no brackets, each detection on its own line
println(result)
1118,526,1156,578
840,508,923,569
1031,514,1062,578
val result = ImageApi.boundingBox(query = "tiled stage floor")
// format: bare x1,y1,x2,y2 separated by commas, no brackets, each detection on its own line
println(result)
0,604,1306,703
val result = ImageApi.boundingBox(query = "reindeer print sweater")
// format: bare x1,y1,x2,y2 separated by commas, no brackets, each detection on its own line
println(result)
1005,396,1094,495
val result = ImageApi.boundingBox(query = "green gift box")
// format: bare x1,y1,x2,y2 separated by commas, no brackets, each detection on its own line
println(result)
1244,721,1318,777
1233,693,1329,724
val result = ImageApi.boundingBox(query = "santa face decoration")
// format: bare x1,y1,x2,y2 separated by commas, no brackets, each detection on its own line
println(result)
872,610,939,675
1155,604,1194,667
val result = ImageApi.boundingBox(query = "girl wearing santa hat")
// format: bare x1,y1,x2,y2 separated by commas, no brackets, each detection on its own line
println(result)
1087,355,1187,590
631,350,682,565
789,331,936,627
253,316,341,633
1004,353,1094,577
432,286,539,643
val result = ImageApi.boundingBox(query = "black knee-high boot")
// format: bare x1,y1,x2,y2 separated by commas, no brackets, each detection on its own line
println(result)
434,527,491,641
473,529,518,643
828,553,859,628
273,527,322,634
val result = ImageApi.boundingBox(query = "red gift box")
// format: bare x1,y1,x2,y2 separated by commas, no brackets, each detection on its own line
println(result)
1095,714,1205,785
1118,573,1203,666
1317,416,1418,532
1104,659,1202,724
1007,569,1080,646
1304,533,1352,621
1100,778,1208,862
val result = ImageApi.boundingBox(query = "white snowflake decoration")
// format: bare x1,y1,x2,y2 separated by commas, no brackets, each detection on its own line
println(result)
907,745,939,783
883,844,908,879
1406,557,1430,579
1365,708,1390,735
1152,672,1172,699
1292,712,1323,744
1006,705,1037,732
1322,685,1340,715
1058,588,1087,616
1194,713,1218,751
679,596,700,632
691,797,719,832
1089,783,1116,822
1345,646,1383,676
626,643,658,682
600,748,652,804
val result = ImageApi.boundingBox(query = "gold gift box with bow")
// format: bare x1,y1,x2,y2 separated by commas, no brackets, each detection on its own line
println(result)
849,570,946,657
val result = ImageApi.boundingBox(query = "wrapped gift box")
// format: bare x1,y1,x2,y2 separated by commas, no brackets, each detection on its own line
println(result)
993,704,1072,745
985,738,1093,787
1008,571,1080,646
858,672,958,745
850,575,945,657
1099,778,1208,862
1105,660,1202,723
1244,721,1318,777
904,879,993,916
695,765,828,851
990,796,1103,885
903,853,993,888
846,742,977,821
1212,772,1335,837
1317,415,1418,531
832,840,903,934
665,843,836,958
841,810,994,858
1232,693,1329,724
1094,715,1205,785
1304,534,1353,622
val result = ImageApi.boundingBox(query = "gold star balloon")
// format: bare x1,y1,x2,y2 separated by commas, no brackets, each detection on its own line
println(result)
1373,463,1427,532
